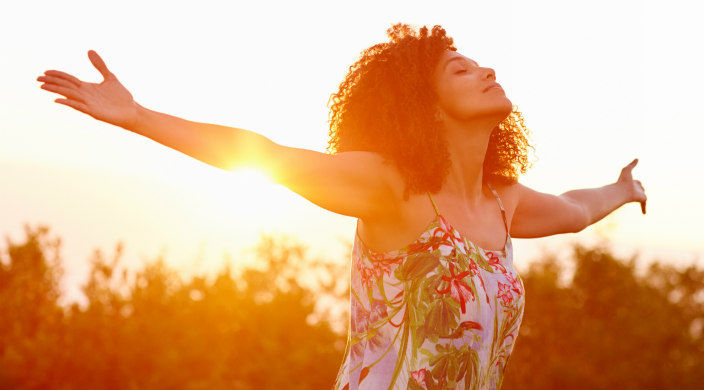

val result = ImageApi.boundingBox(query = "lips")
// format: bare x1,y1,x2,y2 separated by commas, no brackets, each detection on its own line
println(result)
483,83,503,93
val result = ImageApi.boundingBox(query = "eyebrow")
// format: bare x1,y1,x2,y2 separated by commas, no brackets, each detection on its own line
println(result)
444,56,479,70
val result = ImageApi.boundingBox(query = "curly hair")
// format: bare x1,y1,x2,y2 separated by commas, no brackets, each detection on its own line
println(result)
327,24,532,195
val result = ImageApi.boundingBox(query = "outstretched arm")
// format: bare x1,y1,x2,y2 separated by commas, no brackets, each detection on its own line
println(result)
38,50,271,170
509,159,647,238
37,51,403,219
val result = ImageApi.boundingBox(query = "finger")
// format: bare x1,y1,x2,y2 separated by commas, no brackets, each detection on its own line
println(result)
55,98,90,114
641,201,646,215
37,75,78,90
619,159,639,182
637,181,645,192
43,70,83,87
88,50,114,80
40,83,85,103
624,158,639,171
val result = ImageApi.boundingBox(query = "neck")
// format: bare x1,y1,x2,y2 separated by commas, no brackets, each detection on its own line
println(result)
441,115,498,203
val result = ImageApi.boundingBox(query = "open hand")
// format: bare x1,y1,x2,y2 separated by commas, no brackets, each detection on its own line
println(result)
37,50,138,129
618,158,647,214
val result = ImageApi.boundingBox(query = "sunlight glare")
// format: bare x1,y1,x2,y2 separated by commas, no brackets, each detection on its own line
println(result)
203,167,285,220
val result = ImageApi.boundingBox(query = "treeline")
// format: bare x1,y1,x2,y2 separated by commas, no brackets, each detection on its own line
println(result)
1,226,702,389
503,245,704,389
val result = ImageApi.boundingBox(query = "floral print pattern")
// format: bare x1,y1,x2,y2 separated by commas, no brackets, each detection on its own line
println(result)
335,190,525,390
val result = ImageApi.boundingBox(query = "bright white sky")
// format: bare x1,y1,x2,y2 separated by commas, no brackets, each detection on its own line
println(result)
1,0,702,303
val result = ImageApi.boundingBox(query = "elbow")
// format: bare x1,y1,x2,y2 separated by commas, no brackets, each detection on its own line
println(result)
226,134,277,173
570,224,587,234
569,206,591,233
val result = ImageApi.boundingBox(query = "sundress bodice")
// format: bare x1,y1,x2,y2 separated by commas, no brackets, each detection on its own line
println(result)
334,184,525,390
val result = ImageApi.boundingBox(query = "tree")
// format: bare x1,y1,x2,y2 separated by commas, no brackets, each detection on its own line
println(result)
0,228,348,390
2,226,702,389
0,226,65,389
503,243,704,389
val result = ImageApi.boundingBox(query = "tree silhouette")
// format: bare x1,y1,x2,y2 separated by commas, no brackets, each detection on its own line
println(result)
1,226,702,389
0,226,64,388
503,244,704,389
0,227,347,389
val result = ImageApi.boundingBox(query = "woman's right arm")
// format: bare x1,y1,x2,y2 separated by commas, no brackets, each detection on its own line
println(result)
38,50,403,219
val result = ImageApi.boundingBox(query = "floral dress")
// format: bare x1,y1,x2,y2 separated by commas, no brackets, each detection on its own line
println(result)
334,184,525,390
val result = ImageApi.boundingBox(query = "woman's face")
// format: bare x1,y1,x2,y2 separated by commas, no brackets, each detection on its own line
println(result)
433,51,512,124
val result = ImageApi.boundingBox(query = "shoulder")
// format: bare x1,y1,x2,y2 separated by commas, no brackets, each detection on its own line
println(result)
334,150,408,214
331,151,404,186
486,180,534,222
488,180,524,206
266,147,408,220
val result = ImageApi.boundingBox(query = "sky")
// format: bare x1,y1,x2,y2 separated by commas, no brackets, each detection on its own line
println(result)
1,0,703,303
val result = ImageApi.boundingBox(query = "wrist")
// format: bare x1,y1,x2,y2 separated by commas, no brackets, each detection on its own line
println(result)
613,180,633,206
124,102,146,133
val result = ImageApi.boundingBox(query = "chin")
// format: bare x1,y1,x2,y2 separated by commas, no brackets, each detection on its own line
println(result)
447,98,514,124
494,99,513,121
484,101,513,122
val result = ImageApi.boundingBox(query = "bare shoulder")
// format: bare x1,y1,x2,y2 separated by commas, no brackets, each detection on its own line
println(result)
329,150,395,171
489,181,547,228
272,147,408,219
329,151,406,193
488,181,526,211
337,151,408,218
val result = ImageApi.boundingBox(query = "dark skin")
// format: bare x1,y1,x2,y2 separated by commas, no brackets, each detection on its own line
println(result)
38,50,646,253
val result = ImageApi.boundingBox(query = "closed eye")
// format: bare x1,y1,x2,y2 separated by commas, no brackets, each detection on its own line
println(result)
454,69,467,74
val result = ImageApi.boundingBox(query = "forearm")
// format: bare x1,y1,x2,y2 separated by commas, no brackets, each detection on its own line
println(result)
127,104,273,171
561,182,631,230
511,161,645,238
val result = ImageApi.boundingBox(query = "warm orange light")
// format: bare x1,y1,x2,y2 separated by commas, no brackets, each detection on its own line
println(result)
199,167,285,220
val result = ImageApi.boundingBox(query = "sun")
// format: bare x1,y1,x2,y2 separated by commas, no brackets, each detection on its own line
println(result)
198,167,285,219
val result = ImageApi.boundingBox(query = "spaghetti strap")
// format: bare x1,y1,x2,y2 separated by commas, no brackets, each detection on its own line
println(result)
427,192,441,216
487,183,509,236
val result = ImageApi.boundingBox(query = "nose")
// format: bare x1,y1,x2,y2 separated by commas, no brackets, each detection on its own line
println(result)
483,67,496,80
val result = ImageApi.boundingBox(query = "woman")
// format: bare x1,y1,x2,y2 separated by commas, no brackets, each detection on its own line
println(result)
38,24,645,390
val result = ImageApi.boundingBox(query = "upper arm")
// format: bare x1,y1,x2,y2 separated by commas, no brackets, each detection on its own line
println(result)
509,183,589,238
240,137,403,219
129,115,402,218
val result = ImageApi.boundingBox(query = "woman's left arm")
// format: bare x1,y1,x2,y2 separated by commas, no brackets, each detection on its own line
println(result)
509,159,647,238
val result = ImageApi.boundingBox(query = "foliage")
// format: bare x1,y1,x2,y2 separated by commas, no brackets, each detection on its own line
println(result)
1,227,702,389
502,244,704,389
0,227,347,390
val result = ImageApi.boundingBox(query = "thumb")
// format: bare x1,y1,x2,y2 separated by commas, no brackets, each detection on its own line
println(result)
88,50,114,80
624,158,638,171
619,158,638,179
